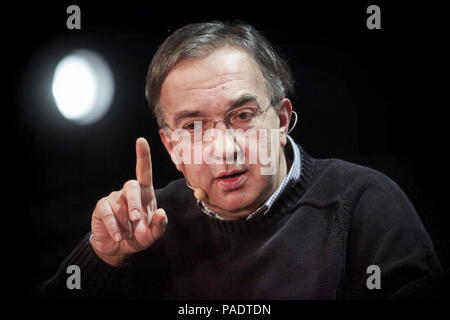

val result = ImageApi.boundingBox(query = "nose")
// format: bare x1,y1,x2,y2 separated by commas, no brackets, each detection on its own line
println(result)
209,123,239,163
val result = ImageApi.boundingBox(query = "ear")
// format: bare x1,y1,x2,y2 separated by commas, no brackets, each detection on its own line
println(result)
277,98,293,147
159,128,184,172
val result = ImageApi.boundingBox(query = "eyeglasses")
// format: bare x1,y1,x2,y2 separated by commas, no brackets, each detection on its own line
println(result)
165,104,272,135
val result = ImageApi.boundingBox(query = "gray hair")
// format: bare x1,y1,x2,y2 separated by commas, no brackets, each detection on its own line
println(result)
145,21,294,128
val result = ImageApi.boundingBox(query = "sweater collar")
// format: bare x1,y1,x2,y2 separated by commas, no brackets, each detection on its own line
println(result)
197,135,303,221
206,144,314,233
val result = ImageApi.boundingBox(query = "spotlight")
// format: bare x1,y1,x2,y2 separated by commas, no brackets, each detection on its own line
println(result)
52,49,114,125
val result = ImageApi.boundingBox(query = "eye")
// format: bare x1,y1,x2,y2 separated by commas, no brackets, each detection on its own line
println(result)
235,111,254,121
182,119,205,132
183,122,196,132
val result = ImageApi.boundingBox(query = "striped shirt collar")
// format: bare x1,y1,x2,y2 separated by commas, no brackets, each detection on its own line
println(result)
196,135,302,220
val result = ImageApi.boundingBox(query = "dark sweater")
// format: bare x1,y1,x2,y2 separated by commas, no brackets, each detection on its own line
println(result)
38,147,441,299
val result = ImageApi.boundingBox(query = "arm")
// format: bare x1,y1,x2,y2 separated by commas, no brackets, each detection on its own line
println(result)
35,233,126,299
342,172,442,299
35,138,169,299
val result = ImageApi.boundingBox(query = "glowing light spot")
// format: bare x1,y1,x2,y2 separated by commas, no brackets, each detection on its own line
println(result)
52,50,114,124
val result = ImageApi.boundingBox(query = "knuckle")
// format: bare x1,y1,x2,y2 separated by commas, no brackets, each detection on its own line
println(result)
94,200,113,221
109,191,119,198
108,191,122,205
95,197,107,211
124,179,138,190
128,199,141,211
101,209,114,219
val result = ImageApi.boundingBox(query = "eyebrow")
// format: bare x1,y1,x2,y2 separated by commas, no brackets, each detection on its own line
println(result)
227,93,259,112
172,93,259,127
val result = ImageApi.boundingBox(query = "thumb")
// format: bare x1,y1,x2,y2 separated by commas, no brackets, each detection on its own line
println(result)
150,208,168,240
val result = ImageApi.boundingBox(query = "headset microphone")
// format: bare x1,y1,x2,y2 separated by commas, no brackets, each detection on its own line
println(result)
186,181,208,201
194,188,207,201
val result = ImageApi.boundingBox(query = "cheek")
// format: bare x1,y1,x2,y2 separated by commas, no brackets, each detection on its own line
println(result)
245,135,259,164
183,164,212,186
251,168,275,185
242,130,281,165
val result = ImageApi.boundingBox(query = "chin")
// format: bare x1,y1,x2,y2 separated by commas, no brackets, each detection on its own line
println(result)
210,191,258,213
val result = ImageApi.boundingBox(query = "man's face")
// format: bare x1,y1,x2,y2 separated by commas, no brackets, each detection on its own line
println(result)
159,46,291,220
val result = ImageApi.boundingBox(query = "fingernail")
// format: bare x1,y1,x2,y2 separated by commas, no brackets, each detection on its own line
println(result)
160,211,168,226
132,209,142,221
114,232,122,242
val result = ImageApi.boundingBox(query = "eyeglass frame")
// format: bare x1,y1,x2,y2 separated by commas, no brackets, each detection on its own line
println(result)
162,102,278,135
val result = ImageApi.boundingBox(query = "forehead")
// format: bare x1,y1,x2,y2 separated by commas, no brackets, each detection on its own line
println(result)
160,47,267,115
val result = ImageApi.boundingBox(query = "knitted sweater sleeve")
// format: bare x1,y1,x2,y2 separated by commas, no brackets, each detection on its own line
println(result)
34,233,127,299
341,170,442,299
35,232,170,300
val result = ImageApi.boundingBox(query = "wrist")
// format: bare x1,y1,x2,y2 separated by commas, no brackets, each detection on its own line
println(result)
89,234,130,267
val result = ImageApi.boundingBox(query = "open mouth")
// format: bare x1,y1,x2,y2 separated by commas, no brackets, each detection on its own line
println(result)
217,170,248,180
216,170,249,191
219,172,245,179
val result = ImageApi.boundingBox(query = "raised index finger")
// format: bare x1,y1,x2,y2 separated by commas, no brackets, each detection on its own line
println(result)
135,137,153,187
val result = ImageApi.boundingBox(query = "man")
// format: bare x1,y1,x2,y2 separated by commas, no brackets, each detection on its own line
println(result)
37,21,441,299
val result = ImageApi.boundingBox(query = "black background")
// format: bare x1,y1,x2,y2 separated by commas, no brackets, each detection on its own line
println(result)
6,1,449,300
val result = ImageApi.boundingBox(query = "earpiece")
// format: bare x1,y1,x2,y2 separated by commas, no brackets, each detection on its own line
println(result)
287,110,298,134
